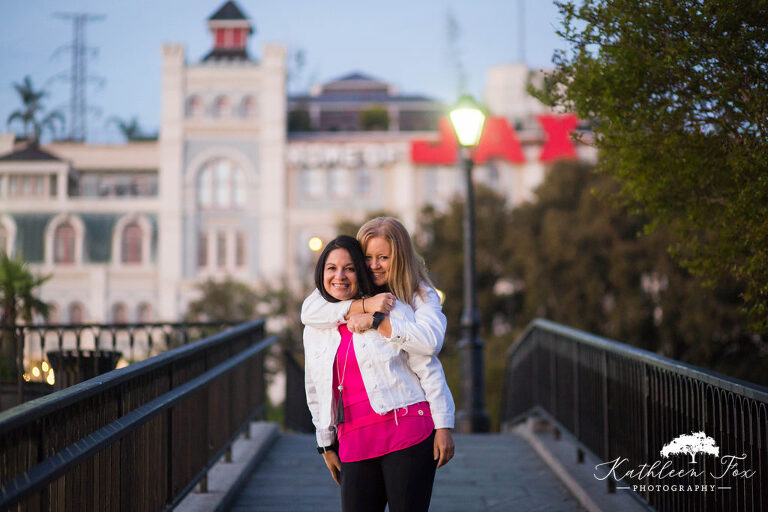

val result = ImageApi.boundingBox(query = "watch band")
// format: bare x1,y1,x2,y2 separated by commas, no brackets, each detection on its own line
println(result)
317,441,338,454
371,311,385,329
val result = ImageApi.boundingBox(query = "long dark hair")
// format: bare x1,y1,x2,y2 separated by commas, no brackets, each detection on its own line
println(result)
314,235,374,303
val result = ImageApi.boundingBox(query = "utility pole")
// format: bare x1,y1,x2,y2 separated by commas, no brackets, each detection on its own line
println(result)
53,12,105,142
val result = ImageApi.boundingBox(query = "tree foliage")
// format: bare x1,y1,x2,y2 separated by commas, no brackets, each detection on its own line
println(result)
185,278,260,323
537,1,768,330
0,253,50,381
417,161,767,427
108,116,156,141
6,76,64,141
360,105,389,131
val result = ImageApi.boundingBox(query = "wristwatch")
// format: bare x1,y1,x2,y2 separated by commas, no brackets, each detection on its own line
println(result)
371,311,385,329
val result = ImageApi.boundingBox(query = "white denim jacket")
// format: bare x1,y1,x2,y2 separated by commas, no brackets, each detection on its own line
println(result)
301,285,455,447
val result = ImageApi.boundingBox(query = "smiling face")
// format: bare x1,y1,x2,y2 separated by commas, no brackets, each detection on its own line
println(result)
364,236,392,288
323,248,359,301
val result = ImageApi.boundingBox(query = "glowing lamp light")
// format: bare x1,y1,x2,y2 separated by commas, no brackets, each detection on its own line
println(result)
23,373,31,382
32,366,40,378
42,361,49,372
449,95,486,147
308,237,323,252
46,370,55,386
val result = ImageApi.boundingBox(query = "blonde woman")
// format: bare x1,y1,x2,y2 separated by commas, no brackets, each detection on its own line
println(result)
302,219,455,512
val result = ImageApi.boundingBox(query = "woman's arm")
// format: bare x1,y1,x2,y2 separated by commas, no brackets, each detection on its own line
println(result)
301,290,396,328
301,289,352,329
407,351,455,432
303,327,336,447
385,286,446,356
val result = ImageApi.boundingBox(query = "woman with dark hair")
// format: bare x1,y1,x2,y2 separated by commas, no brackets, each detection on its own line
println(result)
302,230,454,512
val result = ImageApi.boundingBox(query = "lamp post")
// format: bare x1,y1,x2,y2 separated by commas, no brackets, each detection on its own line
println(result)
449,95,490,433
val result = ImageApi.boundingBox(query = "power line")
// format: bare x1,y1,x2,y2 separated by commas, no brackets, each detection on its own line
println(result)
53,12,105,142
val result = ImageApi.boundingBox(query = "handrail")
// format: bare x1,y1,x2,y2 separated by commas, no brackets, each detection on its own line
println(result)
0,320,263,433
0,319,275,511
501,318,768,512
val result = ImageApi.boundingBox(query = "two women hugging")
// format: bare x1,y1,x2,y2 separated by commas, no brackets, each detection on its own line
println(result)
301,217,455,512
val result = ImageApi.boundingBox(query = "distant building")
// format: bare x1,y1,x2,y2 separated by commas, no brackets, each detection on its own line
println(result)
0,0,595,332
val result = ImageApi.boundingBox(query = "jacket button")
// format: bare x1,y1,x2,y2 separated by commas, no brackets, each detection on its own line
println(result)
418,409,424,416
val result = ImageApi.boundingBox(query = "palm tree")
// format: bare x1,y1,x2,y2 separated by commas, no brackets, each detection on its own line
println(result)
0,253,50,385
6,76,64,142
108,116,157,141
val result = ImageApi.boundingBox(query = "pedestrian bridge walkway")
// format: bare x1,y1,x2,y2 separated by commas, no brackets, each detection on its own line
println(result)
1,319,766,511
229,432,580,512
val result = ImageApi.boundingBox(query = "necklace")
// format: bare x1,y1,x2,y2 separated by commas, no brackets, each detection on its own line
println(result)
335,335,352,424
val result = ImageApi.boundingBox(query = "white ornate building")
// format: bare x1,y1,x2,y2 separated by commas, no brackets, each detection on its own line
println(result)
0,1,595,327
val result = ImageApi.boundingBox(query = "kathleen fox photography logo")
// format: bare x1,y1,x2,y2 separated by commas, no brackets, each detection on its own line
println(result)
593,431,757,493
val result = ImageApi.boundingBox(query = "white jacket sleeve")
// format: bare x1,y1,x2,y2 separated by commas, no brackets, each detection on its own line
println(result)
407,351,456,429
303,326,336,447
385,285,446,357
301,288,352,329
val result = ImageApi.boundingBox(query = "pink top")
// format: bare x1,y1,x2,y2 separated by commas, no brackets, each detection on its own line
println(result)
333,324,434,462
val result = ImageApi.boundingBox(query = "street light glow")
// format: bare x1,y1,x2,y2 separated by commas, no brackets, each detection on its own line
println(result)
309,237,323,252
449,95,486,147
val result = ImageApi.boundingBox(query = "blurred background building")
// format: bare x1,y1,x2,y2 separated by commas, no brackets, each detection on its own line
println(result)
0,1,595,327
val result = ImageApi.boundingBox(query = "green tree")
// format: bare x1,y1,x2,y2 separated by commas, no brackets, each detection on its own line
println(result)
0,253,50,381
537,1,768,330
418,187,518,348
185,277,259,322
108,116,156,141
6,76,64,141
507,160,767,384
360,105,389,131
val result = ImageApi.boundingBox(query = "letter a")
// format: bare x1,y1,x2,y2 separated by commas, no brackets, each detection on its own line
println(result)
474,117,525,164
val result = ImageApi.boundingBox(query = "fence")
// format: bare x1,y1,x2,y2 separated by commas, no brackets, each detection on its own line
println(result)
0,320,275,511
501,319,768,512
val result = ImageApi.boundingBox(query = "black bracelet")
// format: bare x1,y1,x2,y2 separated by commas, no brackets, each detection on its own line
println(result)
317,440,339,454
362,297,366,313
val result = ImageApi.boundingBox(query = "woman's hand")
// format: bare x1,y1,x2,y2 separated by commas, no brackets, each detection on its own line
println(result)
365,293,397,314
347,313,373,333
433,428,455,468
322,450,342,484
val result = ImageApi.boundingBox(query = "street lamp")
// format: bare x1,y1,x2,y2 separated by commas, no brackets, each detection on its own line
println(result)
449,95,490,433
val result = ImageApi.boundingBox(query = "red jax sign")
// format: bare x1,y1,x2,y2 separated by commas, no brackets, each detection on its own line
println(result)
410,114,578,165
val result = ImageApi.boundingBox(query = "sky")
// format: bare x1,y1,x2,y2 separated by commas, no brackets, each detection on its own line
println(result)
0,0,567,143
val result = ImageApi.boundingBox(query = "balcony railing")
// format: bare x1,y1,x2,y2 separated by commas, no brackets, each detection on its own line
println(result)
501,319,768,512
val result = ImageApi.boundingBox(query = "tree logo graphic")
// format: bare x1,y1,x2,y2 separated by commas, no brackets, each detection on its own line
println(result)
660,431,720,463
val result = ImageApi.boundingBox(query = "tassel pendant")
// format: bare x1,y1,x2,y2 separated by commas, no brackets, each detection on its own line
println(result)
336,389,345,424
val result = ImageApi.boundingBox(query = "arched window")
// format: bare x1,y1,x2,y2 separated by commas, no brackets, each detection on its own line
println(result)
213,95,230,118
239,96,257,118
137,303,154,323
186,95,204,117
54,222,76,264
121,222,143,264
48,302,61,324
197,159,246,209
112,302,129,323
69,302,85,324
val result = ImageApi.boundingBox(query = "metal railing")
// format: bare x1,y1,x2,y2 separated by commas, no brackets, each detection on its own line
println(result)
1,321,241,403
283,349,314,433
0,319,276,511
501,319,768,512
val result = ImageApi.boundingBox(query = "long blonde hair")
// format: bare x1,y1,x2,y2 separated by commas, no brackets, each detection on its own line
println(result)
356,217,433,306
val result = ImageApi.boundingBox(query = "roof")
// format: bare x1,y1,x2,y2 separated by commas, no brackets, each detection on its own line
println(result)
289,94,440,105
331,72,382,83
208,1,249,20
202,47,252,62
0,144,62,162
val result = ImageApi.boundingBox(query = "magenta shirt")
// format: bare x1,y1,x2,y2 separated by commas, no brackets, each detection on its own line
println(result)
333,325,434,462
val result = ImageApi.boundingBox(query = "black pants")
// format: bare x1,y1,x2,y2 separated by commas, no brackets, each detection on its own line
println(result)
340,430,437,512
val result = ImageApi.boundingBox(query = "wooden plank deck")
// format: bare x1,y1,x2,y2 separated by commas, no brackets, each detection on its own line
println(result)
228,433,583,511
